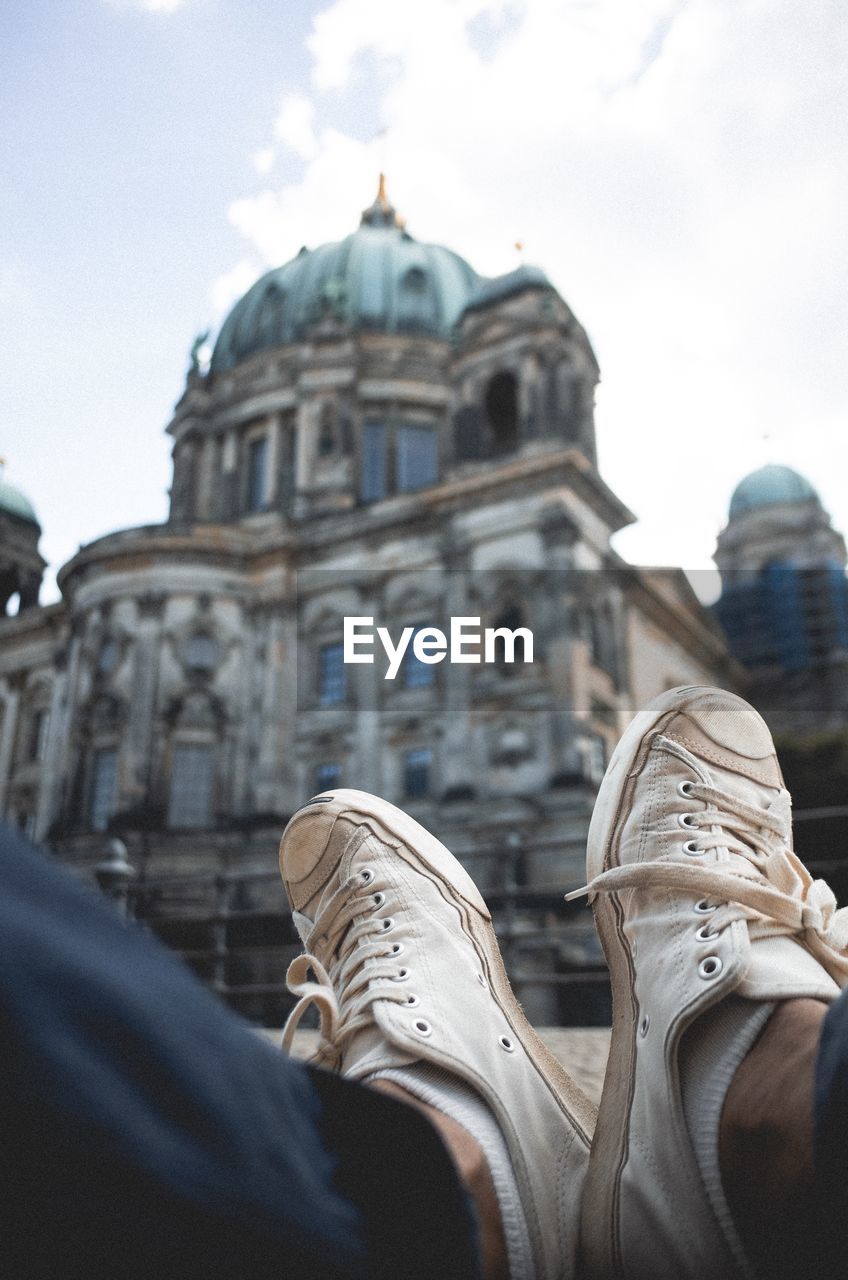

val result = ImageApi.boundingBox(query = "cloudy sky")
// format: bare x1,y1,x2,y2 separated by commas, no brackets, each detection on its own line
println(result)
4,0,847,600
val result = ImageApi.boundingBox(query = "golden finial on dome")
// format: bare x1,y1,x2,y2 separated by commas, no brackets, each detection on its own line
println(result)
361,172,402,228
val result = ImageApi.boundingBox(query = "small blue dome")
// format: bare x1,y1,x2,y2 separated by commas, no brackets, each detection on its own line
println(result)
211,178,481,373
729,465,819,519
0,474,38,526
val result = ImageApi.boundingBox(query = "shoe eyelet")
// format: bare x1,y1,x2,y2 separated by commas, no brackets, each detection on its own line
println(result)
677,780,696,798
499,1035,515,1052
698,955,723,980
391,942,404,955
683,840,702,856
360,868,374,884
373,892,385,907
393,968,410,982
405,993,420,1007
477,972,487,988
414,1019,432,1037
678,812,698,829
639,1015,650,1038
381,917,394,932
695,924,719,943
694,899,717,914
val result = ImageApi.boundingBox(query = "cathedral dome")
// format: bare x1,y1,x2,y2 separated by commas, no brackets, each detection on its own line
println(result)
211,177,481,374
0,473,38,526
729,464,819,519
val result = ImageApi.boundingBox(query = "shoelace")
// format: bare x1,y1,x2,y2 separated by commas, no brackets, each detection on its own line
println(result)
566,779,848,985
281,868,412,1067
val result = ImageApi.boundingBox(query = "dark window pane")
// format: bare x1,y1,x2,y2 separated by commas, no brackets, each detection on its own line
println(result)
97,638,118,674
491,605,527,666
396,425,437,493
247,436,269,512
404,625,436,689
319,642,347,706
89,748,118,832
404,747,432,798
361,422,387,502
168,744,214,828
184,633,218,671
29,709,50,762
484,371,519,454
314,762,341,792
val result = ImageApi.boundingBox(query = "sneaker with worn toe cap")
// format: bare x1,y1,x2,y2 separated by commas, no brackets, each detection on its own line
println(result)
279,788,596,1280
570,685,848,1280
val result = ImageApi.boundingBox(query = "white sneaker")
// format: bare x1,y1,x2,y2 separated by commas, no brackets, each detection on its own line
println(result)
571,685,848,1280
279,788,596,1280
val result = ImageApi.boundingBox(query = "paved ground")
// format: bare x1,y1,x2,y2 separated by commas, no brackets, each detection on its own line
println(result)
266,1027,612,1105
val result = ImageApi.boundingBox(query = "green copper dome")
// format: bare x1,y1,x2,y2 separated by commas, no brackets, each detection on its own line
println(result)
211,178,481,374
729,465,819,519
0,473,38,526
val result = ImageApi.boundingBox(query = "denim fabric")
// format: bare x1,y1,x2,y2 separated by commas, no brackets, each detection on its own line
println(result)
0,825,480,1280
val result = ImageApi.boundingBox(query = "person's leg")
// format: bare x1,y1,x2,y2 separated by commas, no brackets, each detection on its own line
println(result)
719,997,827,1279
0,823,481,1280
278,788,598,1280
372,1078,508,1280
572,686,848,1280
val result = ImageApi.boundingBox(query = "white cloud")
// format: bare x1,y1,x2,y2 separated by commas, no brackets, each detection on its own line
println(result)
253,146,276,175
274,94,318,159
217,0,848,568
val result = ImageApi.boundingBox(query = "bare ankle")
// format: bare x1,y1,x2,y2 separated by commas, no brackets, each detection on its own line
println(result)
720,999,827,1276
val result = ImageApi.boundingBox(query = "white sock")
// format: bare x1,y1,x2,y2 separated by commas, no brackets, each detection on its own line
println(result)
371,1062,533,1280
679,996,774,1274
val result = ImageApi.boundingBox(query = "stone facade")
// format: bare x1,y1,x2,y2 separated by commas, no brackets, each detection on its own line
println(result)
0,185,736,1025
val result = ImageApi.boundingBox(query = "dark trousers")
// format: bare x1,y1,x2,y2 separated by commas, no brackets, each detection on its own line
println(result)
0,824,481,1280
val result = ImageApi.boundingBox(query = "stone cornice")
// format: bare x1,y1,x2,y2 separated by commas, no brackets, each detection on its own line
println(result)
617,559,742,676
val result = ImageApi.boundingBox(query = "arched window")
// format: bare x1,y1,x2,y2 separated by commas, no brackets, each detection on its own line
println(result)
246,435,269,512
402,266,427,293
489,604,529,668
314,762,342,793
88,747,118,832
97,637,119,674
402,624,437,690
484,372,519,454
588,605,618,681
398,266,434,334
318,404,337,457
396,425,437,493
404,748,432,798
167,742,215,829
318,641,347,706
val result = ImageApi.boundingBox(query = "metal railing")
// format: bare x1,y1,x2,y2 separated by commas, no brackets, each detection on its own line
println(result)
94,812,848,1029
95,841,611,1027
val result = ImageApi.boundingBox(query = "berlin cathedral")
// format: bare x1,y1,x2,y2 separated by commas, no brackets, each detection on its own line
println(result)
2,179,845,1026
